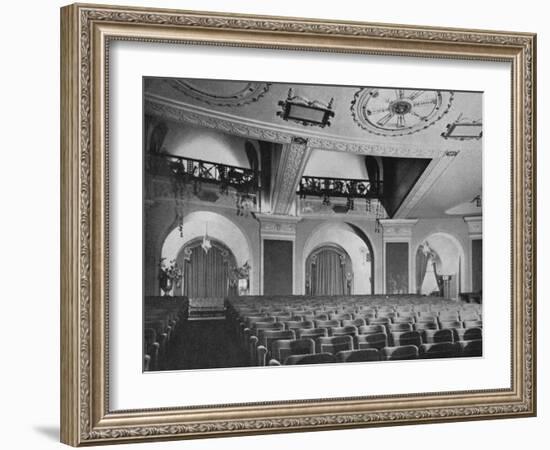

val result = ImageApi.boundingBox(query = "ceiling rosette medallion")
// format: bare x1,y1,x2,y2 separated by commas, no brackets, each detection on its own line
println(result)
167,79,270,107
350,88,454,137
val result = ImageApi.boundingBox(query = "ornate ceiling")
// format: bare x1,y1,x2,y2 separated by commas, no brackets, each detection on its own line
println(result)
166,80,270,107
145,77,483,219
350,88,454,137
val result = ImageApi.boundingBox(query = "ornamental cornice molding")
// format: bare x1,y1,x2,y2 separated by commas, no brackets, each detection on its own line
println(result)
255,213,303,225
145,98,294,144
464,216,483,237
145,96,445,158
378,219,418,240
306,136,442,158
256,213,301,238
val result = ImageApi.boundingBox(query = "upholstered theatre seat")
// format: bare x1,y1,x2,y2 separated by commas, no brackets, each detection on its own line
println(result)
457,339,483,357
318,335,354,355
423,328,454,344
284,353,337,365
380,345,419,361
391,330,422,347
357,332,387,350
335,349,379,363
455,327,482,342
296,327,329,353
419,342,460,359
272,338,316,364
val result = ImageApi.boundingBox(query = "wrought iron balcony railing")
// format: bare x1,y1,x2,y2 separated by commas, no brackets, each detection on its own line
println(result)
297,175,383,199
148,153,260,192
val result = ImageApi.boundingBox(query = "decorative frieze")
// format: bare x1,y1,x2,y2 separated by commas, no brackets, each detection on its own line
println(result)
464,216,483,239
378,219,418,241
256,213,301,240
298,197,387,219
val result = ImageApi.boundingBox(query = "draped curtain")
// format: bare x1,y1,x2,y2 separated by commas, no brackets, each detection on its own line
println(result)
415,249,429,294
183,244,231,298
310,248,347,295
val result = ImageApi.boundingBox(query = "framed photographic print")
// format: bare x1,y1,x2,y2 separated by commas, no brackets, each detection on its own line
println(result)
60,3,537,446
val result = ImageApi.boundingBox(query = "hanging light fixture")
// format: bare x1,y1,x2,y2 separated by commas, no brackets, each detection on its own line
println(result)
201,223,212,254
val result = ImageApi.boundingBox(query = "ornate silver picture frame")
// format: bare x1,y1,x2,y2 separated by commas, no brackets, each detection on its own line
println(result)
60,3,536,446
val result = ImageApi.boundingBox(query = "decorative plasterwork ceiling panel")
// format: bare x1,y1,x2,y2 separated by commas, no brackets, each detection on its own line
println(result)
167,80,270,107
145,96,446,158
145,78,481,153
145,98,293,144
351,88,454,137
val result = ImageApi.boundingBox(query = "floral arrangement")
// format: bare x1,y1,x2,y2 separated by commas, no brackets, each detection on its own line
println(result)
159,258,183,284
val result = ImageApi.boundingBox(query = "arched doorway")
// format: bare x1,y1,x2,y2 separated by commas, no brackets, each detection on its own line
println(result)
161,210,254,294
302,222,374,294
176,238,237,298
415,233,465,299
305,245,353,295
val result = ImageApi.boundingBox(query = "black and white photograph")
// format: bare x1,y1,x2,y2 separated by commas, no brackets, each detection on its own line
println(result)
143,77,483,371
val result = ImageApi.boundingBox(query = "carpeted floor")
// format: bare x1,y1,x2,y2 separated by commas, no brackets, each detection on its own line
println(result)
163,319,249,371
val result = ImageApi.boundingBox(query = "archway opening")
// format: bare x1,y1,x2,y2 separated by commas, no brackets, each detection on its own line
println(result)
303,222,374,295
161,210,253,295
176,238,237,298
306,245,352,295
416,233,465,299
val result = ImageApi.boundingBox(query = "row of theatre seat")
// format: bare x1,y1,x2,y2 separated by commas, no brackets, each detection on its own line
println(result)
143,297,188,371
226,294,482,367
267,341,482,366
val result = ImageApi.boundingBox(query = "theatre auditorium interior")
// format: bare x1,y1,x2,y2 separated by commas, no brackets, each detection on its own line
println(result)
143,78,483,372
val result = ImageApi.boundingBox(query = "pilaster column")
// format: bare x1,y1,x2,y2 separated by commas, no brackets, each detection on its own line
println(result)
270,137,311,215
378,219,418,294
465,216,482,292
256,214,302,295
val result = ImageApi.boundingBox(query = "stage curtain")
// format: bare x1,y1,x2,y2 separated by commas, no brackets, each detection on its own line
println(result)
311,249,346,295
415,249,429,294
184,246,229,298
